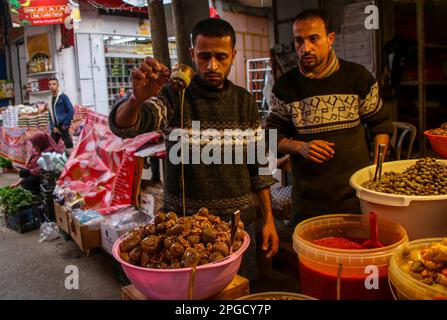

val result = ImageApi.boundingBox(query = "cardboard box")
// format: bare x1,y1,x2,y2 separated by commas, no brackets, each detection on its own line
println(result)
68,215,102,254
101,222,129,256
54,202,70,234
140,185,163,218
101,208,153,256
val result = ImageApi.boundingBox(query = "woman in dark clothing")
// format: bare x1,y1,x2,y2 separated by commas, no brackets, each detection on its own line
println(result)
11,132,64,194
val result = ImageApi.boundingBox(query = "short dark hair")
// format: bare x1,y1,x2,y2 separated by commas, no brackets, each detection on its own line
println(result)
293,9,332,34
191,18,236,48
48,78,59,84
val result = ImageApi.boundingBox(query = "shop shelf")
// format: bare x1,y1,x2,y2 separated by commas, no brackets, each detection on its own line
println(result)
27,71,58,77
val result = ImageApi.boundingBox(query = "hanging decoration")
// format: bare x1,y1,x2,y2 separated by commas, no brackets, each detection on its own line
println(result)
237,0,272,8
122,0,147,7
86,0,148,13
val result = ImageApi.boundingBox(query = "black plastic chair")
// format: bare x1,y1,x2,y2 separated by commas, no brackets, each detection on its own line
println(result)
391,121,417,160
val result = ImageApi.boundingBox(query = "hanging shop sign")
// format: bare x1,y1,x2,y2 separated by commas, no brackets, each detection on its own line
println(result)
7,0,72,27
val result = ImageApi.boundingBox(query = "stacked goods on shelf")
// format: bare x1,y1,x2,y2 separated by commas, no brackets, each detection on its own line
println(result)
1,105,19,128
28,57,52,74
0,80,14,99
27,78,51,93
105,57,139,107
17,104,49,128
105,41,153,56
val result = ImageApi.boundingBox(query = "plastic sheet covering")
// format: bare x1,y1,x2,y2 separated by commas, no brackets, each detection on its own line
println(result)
57,109,161,214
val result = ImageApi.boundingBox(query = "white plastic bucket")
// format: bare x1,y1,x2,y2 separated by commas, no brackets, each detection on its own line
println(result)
350,159,447,240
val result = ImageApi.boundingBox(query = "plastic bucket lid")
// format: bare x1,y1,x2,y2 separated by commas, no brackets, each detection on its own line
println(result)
293,214,408,267
388,238,447,300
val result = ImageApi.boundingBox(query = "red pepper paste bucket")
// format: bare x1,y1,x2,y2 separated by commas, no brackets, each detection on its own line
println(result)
292,214,408,300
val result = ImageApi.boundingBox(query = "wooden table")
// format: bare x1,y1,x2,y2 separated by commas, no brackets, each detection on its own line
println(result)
121,274,249,300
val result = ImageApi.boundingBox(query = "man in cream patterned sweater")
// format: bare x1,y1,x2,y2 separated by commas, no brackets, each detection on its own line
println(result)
266,9,392,224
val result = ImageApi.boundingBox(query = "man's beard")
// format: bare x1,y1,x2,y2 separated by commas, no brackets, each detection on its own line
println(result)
203,72,225,88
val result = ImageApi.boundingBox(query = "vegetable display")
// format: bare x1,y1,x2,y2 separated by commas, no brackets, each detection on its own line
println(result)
0,186,34,215
0,156,13,169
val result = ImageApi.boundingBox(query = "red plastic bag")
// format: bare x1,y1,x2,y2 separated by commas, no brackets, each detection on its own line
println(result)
58,109,161,213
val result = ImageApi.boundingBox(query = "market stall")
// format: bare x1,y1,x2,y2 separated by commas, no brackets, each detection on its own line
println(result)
0,104,87,167
52,107,163,254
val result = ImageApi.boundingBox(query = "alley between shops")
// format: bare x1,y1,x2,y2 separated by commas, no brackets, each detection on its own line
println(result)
0,173,122,300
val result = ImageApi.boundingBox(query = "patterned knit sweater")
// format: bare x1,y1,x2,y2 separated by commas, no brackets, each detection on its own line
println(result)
266,59,392,218
109,76,275,225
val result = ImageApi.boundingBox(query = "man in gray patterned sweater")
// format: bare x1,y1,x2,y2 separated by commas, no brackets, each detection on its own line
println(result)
266,9,393,224
109,18,279,269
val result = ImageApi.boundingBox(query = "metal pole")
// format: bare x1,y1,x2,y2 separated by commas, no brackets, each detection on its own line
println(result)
272,0,279,43
171,0,193,67
147,0,171,68
416,0,426,155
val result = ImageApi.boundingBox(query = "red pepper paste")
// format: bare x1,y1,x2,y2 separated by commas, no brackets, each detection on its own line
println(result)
299,261,392,300
312,237,365,249
299,237,392,300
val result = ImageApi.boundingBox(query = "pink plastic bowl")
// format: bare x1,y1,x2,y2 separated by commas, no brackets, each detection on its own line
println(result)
112,231,250,300
425,130,447,159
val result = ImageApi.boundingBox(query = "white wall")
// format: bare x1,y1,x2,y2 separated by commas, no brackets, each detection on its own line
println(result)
76,2,177,37
57,47,79,106
77,11,144,37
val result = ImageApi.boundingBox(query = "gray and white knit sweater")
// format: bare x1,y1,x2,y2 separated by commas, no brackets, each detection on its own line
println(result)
109,76,275,225
266,59,393,218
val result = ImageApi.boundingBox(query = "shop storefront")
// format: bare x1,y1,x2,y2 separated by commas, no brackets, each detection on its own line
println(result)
6,1,177,116
72,5,177,114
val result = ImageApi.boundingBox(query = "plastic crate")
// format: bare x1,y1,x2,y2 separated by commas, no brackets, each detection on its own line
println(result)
6,203,41,233
40,170,59,188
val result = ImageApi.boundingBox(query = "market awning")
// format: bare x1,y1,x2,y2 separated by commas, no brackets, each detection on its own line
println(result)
83,0,148,13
